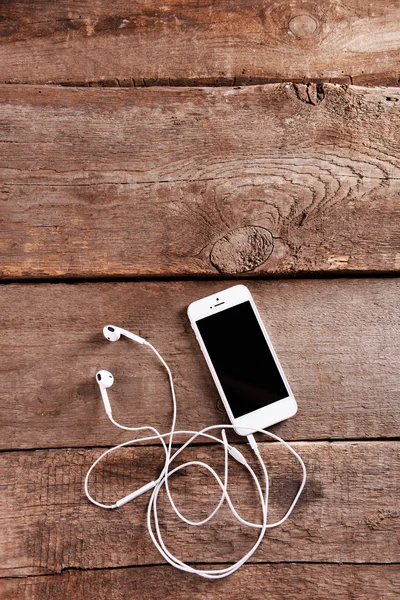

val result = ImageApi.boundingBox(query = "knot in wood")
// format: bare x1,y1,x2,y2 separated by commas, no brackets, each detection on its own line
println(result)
288,14,318,38
210,226,274,274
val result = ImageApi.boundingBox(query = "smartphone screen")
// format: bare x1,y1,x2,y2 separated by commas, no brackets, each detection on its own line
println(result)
196,300,289,418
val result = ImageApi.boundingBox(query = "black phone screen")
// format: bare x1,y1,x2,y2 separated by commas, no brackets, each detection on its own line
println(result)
196,301,289,418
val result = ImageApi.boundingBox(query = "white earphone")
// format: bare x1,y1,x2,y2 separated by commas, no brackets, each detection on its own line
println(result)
85,324,307,579
96,370,113,416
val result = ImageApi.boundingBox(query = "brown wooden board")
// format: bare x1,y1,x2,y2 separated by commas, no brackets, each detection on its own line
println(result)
0,1,399,86
1,564,399,600
1,84,400,279
0,279,399,450
0,441,399,577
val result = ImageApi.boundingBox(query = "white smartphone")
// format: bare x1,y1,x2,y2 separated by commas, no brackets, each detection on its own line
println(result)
187,284,297,436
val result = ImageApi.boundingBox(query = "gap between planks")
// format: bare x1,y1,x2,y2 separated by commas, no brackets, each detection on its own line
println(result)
1,272,400,285
1,77,389,88
0,438,399,455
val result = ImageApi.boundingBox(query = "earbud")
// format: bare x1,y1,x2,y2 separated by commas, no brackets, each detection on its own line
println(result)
96,370,114,388
103,325,146,345
96,370,114,416
103,326,120,342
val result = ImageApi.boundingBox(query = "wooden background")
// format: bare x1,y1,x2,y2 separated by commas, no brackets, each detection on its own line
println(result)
0,1,399,598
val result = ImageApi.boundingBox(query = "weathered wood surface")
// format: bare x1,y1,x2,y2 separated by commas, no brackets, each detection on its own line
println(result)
1,279,399,450
0,1,399,86
0,441,399,577
1,564,399,600
1,84,400,279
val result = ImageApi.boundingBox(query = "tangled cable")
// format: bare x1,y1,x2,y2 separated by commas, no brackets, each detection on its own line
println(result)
85,330,306,579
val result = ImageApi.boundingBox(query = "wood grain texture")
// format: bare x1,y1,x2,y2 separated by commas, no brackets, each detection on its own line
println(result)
0,441,399,576
1,84,400,278
1,564,399,600
0,279,399,450
0,1,399,85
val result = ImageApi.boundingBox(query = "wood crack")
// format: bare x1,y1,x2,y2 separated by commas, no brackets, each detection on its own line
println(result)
1,559,399,580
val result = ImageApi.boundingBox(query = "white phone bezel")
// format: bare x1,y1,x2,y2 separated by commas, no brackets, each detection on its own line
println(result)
187,284,297,436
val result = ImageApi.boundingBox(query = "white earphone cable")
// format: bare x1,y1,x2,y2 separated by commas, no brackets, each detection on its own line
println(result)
85,335,306,578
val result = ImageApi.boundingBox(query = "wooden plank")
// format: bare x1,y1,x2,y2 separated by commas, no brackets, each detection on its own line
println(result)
0,1,399,86
1,279,399,450
0,441,399,576
1,564,399,600
1,84,400,279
